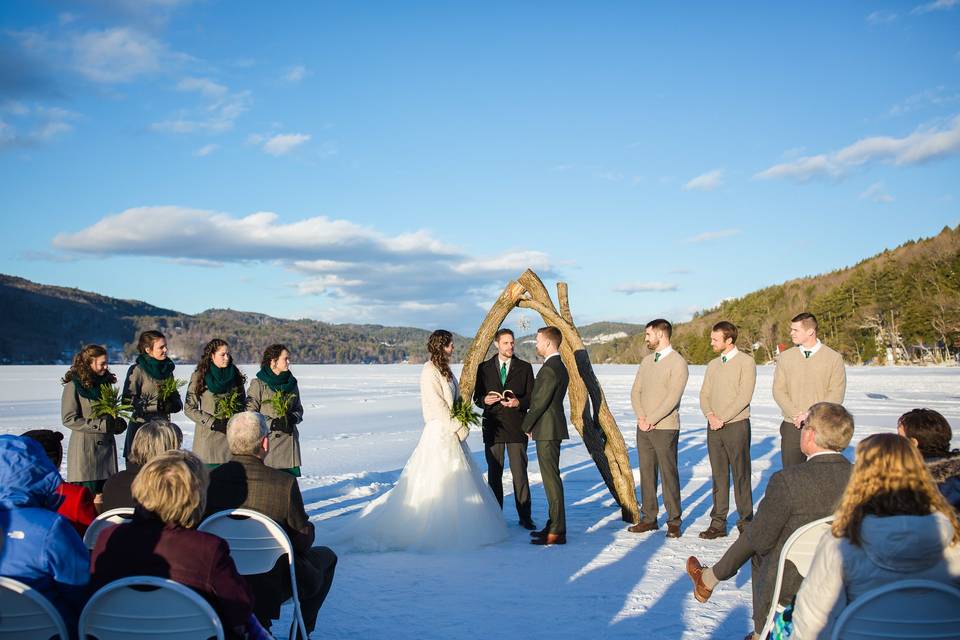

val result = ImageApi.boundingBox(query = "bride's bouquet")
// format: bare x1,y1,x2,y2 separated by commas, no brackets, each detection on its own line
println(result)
450,397,480,442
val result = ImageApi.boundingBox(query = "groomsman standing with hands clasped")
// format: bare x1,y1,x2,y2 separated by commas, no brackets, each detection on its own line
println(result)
699,321,757,539
628,319,689,538
772,312,846,467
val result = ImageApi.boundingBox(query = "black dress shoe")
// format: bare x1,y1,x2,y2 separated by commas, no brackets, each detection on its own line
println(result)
530,533,566,545
519,520,537,531
530,527,549,538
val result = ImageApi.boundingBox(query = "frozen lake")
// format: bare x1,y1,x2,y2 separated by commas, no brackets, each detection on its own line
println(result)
2,364,958,639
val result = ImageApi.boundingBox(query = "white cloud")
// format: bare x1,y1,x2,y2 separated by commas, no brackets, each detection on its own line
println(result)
686,228,741,243
683,169,724,191
283,65,308,83
912,0,959,13
889,86,960,117
177,76,227,98
859,182,895,203
0,103,79,149
614,282,678,294
193,143,218,157
866,10,898,24
150,89,251,134
261,133,310,156
52,206,558,329
755,115,960,181
71,27,166,83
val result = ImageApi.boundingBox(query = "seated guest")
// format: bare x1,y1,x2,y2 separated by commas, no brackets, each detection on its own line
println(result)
0,435,90,631
90,450,258,640
897,408,960,510
686,402,855,640
101,419,182,511
792,433,960,638
206,411,338,637
23,429,97,535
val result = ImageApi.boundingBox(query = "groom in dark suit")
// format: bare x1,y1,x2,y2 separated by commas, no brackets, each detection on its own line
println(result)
473,328,536,529
522,326,570,546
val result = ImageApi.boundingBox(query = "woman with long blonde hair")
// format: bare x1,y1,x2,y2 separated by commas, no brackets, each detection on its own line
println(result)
792,433,960,638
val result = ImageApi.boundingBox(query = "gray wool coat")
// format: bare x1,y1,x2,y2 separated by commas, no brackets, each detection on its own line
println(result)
185,370,246,465
245,377,304,470
121,363,183,460
61,382,126,482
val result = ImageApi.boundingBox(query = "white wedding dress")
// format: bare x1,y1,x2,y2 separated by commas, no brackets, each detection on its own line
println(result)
327,361,508,551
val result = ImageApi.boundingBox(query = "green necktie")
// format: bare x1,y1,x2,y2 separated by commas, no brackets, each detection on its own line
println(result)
722,355,727,363
654,353,661,363
500,362,507,385
804,351,811,359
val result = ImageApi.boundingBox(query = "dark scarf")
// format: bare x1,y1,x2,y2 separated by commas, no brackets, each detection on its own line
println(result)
73,373,113,400
136,353,176,381
205,363,241,395
256,366,297,393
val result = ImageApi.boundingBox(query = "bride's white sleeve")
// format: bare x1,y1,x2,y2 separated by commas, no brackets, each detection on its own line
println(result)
420,365,458,432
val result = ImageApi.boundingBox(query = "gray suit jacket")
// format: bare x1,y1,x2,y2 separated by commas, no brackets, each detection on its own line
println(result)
520,355,569,441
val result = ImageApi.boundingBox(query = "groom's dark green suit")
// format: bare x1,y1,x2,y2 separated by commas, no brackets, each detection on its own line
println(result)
521,354,570,535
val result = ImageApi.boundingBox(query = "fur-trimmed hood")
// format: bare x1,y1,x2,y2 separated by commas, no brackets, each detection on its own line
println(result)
926,451,960,484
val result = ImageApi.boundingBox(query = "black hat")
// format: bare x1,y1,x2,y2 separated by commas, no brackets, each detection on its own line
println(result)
22,429,64,466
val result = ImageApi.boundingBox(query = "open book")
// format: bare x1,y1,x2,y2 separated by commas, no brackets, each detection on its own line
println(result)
485,390,517,401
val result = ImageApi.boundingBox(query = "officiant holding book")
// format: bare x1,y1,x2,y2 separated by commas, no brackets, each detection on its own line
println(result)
473,328,536,530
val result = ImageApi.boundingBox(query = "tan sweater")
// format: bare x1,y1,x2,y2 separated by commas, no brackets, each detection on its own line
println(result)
772,344,846,421
630,350,689,430
699,351,757,424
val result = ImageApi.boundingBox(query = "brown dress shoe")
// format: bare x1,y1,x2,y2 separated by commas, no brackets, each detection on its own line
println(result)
686,556,713,603
698,526,727,539
627,521,658,533
666,523,682,538
530,533,566,545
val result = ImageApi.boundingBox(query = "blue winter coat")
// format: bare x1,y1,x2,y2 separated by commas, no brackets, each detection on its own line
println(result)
0,435,90,631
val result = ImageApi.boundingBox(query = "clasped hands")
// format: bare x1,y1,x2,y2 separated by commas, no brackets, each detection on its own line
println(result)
792,411,810,429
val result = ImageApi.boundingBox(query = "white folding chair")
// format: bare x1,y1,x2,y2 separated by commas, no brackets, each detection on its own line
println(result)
79,576,225,640
831,579,960,640
0,576,70,640
82,507,135,550
759,516,833,639
199,508,308,640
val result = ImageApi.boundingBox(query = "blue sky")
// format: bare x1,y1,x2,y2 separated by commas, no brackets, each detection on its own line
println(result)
1,1,958,334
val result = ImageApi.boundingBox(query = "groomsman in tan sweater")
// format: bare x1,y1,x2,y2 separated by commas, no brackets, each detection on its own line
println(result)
773,312,846,467
628,319,689,538
699,321,757,539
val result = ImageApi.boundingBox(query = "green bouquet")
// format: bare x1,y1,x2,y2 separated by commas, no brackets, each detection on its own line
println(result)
91,384,134,420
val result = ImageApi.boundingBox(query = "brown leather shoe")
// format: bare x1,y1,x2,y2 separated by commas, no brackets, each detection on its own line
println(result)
698,525,727,539
530,533,566,545
666,523,682,538
627,521,658,534
686,556,713,603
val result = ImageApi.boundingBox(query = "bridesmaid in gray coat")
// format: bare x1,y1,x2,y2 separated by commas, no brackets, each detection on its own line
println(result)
246,343,305,476
121,330,183,465
186,338,247,466
60,344,127,495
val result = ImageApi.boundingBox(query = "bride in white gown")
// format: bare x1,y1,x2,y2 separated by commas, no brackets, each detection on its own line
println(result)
329,330,508,551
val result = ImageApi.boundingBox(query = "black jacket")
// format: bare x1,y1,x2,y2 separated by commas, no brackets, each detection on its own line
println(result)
473,355,534,444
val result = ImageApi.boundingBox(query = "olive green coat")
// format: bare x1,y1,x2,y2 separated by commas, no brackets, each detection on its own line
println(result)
61,382,126,482
245,377,304,470
121,363,184,461
185,369,247,465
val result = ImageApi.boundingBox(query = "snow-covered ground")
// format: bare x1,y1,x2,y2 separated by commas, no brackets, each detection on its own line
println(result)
2,364,958,639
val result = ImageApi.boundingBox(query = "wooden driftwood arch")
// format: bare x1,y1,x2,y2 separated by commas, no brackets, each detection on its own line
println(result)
459,269,640,524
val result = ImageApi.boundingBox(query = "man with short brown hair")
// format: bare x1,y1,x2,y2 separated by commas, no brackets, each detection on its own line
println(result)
628,319,689,538
699,321,756,539
773,312,846,467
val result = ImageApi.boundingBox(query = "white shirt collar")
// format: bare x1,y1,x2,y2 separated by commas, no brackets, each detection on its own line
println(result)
807,450,841,461
800,340,822,356
497,356,511,372
721,347,739,362
544,352,561,362
655,345,674,360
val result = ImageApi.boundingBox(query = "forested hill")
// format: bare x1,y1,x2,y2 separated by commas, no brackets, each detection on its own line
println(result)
591,225,960,365
0,275,468,364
